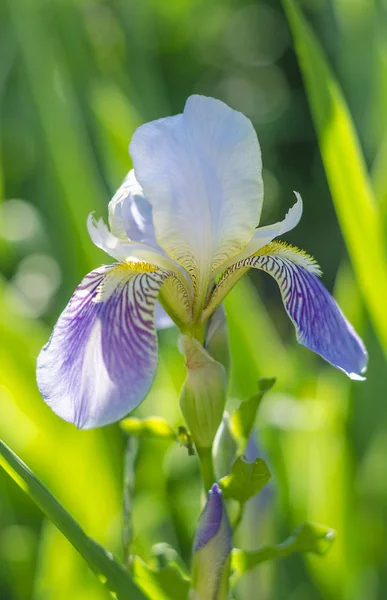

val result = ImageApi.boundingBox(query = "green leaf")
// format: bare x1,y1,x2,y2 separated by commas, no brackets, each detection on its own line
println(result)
282,0,387,355
120,416,176,439
132,556,190,600
230,377,276,451
0,441,147,600
231,522,336,581
219,456,271,504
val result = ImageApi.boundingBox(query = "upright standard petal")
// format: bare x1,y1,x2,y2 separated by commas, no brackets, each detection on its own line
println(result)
191,483,232,600
207,242,367,379
130,95,263,307
214,191,303,274
37,262,176,429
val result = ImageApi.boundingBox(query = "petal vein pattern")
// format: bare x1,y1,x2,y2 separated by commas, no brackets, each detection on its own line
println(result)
205,242,367,379
37,263,177,429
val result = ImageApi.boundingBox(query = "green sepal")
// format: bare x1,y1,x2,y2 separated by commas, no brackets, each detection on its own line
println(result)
231,522,336,581
219,456,271,505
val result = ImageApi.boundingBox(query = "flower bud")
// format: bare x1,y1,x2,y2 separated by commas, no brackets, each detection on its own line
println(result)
179,336,227,450
191,484,232,600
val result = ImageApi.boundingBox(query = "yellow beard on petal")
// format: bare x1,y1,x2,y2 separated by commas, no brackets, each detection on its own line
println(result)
255,241,321,275
201,240,321,322
94,261,160,303
122,260,159,273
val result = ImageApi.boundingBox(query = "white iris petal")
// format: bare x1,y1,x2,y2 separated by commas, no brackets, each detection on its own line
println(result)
130,95,263,311
214,192,303,275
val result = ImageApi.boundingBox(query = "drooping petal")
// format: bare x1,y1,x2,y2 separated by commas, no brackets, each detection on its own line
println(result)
87,213,136,262
206,242,367,379
191,483,232,600
213,192,303,275
108,169,161,250
37,262,178,429
130,95,263,306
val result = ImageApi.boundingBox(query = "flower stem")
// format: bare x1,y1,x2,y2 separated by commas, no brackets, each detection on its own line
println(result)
232,502,244,532
122,435,138,571
196,446,216,492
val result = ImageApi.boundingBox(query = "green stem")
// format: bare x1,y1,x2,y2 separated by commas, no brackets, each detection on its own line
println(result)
122,436,138,571
232,502,244,532
196,446,216,492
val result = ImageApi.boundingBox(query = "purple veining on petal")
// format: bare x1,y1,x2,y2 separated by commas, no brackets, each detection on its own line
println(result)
37,265,170,429
247,252,368,379
193,483,231,552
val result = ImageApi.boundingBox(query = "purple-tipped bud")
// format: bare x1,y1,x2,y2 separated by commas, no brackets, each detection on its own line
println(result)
191,484,232,600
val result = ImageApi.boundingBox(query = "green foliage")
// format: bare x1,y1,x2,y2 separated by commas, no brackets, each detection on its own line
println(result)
219,456,271,505
132,557,190,600
232,523,336,581
230,378,276,451
0,441,147,600
120,417,176,439
283,0,387,356
1,0,387,598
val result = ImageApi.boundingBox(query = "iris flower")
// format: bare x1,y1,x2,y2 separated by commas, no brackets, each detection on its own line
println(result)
37,95,367,429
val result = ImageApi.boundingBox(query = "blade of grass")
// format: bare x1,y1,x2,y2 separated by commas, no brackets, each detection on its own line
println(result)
0,441,148,600
282,0,387,356
7,0,107,273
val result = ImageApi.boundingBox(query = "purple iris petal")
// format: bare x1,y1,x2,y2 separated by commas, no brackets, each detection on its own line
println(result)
246,250,367,379
37,264,169,429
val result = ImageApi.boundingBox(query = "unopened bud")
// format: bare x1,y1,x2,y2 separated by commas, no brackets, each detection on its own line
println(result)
213,412,238,479
180,336,227,449
191,483,232,600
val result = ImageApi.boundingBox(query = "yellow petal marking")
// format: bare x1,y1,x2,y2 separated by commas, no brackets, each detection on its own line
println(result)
202,241,321,322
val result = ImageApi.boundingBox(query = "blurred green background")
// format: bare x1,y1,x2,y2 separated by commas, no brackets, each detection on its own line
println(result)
1,0,386,598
